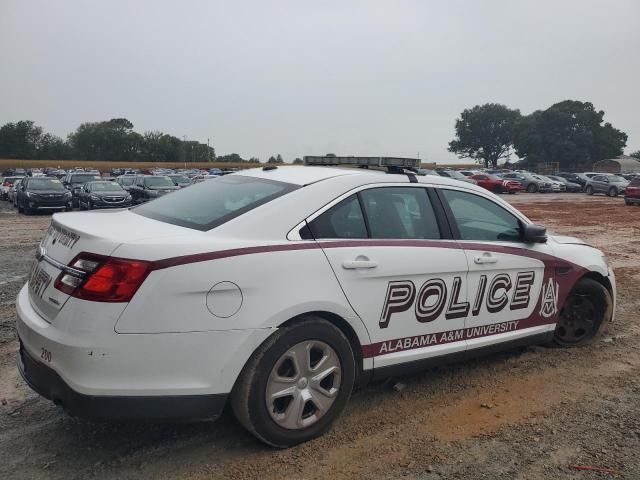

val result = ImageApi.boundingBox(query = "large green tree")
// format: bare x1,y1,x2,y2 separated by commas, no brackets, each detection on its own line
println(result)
448,103,521,168
513,100,627,168
68,118,143,161
0,120,44,158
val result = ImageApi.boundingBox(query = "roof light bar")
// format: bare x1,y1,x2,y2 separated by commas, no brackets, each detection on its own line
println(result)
303,156,420,169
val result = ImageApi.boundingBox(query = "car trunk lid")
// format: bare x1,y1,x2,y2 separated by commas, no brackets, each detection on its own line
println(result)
28,209,191,323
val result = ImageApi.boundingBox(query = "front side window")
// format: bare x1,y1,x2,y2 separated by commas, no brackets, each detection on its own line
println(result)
441,189,522,242
134,175,298,231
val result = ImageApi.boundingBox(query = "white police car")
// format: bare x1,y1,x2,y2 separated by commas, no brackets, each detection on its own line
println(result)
16,157,615,447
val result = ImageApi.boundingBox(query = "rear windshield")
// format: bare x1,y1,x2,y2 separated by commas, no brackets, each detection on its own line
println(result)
133,175,298,231
90,182,123,191
118,176,136,186
169,175,190,183
27,178,66,191
70,174,101,183
144,176,174,188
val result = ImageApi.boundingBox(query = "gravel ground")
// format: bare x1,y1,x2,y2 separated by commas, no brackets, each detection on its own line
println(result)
0,193,639,480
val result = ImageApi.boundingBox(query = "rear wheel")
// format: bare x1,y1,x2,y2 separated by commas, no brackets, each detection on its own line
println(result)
553,278,611,347
231,317,356,447
585,185,594,195
607,187,618,197
526,184,537,193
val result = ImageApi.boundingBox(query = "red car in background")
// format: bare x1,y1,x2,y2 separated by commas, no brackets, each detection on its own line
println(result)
624,178,640,205
469,174,522,194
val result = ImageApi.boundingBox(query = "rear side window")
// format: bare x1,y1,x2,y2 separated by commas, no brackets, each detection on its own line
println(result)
308,195,367,239
133,175,298,231
441,189,521,242
308,187,441,240
360,187,440,239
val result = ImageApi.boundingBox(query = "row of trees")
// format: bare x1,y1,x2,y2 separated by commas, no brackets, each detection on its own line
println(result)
0,118,228,163
448,100,631,169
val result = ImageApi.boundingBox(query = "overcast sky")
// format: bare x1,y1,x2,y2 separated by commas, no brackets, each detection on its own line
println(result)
1,0,639,163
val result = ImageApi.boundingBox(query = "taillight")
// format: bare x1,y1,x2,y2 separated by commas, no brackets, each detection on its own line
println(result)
2,181,11,187
54,253,152,302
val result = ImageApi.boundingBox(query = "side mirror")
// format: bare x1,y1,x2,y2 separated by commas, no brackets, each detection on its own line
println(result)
522,223,547,243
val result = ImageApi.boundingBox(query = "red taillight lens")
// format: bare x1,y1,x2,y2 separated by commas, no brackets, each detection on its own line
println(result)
54,253,152,302
2,181,11,187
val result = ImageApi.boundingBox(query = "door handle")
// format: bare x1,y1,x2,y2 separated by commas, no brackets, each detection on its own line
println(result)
342,256,378,270
474,253,498,264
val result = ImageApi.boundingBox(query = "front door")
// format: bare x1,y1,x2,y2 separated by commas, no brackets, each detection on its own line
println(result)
438,188,556,352
307,185,470,369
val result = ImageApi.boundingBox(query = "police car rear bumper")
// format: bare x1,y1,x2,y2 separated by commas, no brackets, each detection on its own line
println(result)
17,340,227,421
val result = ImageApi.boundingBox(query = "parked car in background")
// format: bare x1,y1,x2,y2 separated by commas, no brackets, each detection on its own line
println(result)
458,170,480,177
469,174,521,193
547,175,582,192
62,172,102,207
129,175,180,204
416,168,437,176
624,178,640,205
167,174,192,188
436,169,477,184
191,174,220,183
1,176,24,200
8,179,22,206
556,172,588,188
116,175,137,192
535,175,565,192
501,173,552,193
78,181,132,210
16,176,72,214
586,174,630,197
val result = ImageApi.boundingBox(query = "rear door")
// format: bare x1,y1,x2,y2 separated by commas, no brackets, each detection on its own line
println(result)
308,185,470,369
437,187,556,351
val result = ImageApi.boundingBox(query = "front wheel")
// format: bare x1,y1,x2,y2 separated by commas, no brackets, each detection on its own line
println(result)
231,317,356,447
607,187,618,197
585,185,594,195
552,278,612,347
526,184,538,193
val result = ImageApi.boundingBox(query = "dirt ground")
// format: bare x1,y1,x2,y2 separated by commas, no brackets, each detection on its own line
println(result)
0,193,639,480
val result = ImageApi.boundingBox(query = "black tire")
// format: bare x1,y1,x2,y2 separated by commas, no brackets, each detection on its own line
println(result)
552,278,612,347
526,183,538,193
607,187,618,197
17,200,23,213
585,185,594,195
231,317,356,448
87,199,92,210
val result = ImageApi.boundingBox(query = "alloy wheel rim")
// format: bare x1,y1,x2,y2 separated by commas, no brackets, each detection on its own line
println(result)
266,340,342,430
556,294,597,343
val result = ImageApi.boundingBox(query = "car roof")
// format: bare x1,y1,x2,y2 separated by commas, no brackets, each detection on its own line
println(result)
231,166,491,193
